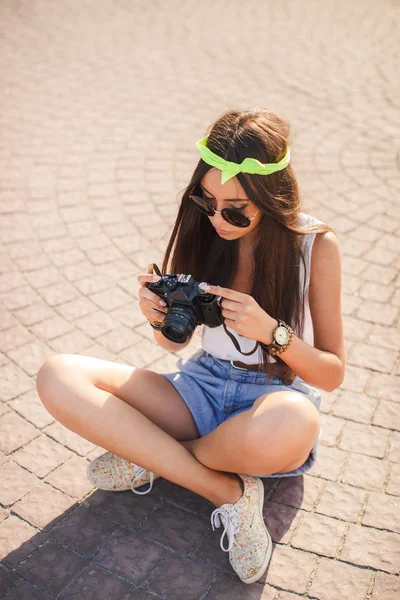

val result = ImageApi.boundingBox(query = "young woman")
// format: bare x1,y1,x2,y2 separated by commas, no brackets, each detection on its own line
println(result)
36,108,345,584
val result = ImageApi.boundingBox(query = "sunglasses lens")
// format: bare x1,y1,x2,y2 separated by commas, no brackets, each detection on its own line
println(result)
189,194,214,216
222,209,250,228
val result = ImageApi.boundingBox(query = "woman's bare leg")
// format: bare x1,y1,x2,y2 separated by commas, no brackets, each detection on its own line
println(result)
36,354,243,507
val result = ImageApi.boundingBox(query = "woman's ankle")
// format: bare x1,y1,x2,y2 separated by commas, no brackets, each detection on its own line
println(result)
211,473,244,508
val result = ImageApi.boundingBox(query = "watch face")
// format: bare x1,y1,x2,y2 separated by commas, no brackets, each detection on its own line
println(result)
276,326,289,345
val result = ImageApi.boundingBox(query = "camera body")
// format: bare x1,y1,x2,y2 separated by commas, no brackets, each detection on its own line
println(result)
147,274,223,343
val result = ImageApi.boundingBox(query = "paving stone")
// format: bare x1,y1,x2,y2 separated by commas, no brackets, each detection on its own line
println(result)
0,565,22,598
0,410,40,453
50,505,118,557
263,501,303,544
75,309,117,338
43,421,97,455
339,364,370,394
0,325,35,353
190,527,232,571
347,341,397,373
8,390,55,428
362,491,400,533
4,579,55,599
263,545,318,594
157,479,214,517
341,524,400,572
371,571,400,599
94,529,167,583
366,323,400,351
13,483,76,531
137,502,209,553
318,388,340,414
145,555,215,599
319,414,346,446
0,461,40,506
97,324,143,354
207,572,276,599
45,455,94,499
357,300,398,326
0,508,9,524
0,361,35,402
308,557,372,600
387,462,400,496
340,454,389,491
332,390,378,424
0,515,46,568
308,445,346,481
13,301,57,327
16,540,88,595
339,421,389,458
271,474,323,511
59,564,134,599
367,372,400,403
315,481,366,523
275,592,302,600
119,338,168,369
56,296,98,322
6,340,55,377
30,315,75,342
47,328,94,354
39,282,80,308
11,434,74,478
85,487,159,529
291,512,346,558
373,400,400,431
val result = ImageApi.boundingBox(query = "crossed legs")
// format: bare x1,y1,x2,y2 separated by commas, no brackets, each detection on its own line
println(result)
36,354,320,507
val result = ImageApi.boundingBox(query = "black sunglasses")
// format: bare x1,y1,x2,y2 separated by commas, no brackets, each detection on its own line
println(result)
188,186,259,228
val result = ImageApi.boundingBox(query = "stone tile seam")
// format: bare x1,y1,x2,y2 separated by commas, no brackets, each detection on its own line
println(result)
273,541,398,577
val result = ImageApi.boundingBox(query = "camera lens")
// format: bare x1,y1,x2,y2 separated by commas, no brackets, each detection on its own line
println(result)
162,304,199,343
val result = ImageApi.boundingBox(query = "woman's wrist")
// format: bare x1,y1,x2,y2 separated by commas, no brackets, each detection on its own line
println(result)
260,317,279,346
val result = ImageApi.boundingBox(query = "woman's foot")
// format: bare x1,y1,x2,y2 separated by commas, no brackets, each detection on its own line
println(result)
87,451,159,495
211,473,272,584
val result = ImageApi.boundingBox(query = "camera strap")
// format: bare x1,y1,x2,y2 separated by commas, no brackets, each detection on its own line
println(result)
222,321,260,356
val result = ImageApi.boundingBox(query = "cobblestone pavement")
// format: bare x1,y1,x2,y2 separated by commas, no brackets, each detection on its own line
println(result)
0,0,399,598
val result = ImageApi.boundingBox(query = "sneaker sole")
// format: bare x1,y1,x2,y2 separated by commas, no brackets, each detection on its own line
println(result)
240,477,272,585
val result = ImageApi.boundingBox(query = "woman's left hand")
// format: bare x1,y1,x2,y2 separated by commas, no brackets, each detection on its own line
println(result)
203,284,278,343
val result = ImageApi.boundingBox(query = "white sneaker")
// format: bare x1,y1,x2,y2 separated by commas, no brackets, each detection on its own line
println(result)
211,473,272,584
87,451,159,495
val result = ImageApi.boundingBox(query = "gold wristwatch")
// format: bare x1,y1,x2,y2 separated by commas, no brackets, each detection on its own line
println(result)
264,319,294,356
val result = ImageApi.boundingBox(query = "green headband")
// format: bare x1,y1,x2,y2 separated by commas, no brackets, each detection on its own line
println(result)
196,135,291,185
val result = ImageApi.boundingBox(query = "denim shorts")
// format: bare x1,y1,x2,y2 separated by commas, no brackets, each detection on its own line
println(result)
161,349,323,478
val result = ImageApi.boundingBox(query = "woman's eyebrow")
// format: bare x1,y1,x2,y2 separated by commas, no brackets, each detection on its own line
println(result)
200,183,249,202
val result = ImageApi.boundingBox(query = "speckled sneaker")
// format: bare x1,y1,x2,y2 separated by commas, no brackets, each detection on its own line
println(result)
87,451,160,495
211,473,272,584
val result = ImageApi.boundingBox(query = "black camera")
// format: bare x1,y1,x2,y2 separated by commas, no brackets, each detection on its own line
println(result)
147,274,223,343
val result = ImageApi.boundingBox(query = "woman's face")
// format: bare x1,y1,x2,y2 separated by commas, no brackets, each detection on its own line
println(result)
199,168,262,244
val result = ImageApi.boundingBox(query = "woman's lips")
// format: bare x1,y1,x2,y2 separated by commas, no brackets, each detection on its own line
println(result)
215,228,230,235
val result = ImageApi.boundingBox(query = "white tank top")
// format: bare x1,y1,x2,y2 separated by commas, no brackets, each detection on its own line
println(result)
201,212,325,364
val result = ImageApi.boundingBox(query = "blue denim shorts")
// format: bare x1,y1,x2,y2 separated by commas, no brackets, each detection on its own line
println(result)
161,349,323,478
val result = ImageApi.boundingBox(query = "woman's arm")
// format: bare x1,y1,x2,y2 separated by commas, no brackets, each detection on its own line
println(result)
261,231,346,392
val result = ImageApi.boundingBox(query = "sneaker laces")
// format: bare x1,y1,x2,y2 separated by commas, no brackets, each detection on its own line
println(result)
211,506,243,552
130,467,155,495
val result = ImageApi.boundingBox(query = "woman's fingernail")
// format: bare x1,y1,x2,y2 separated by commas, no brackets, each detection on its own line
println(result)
153,275,161,281
159,300,166,306
203,284,211,291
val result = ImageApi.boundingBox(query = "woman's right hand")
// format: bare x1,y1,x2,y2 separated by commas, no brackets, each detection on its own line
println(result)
137,273,168,326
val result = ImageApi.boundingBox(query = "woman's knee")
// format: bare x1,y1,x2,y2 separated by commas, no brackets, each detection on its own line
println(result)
245,392,321,458
36,354,86,412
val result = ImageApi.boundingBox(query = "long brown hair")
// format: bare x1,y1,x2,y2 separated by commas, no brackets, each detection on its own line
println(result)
161,108,335,376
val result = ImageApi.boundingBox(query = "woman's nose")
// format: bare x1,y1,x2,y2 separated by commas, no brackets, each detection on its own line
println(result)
210,211,226,229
